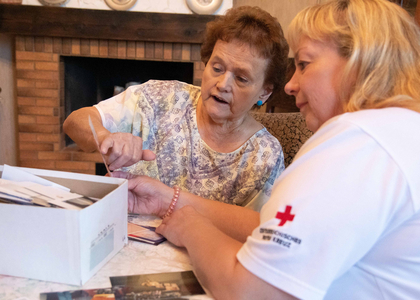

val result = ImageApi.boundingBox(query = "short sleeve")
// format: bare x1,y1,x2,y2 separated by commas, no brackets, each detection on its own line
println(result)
237,119,409,299
94,85,143,135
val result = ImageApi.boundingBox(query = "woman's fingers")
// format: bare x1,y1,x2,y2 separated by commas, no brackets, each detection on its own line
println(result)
126,176,162,215
156,206,207,247
107,143,126,170
98,133,155,169
99,136,114,155
108,143,132,170
111,171,135,179
142,149,156,161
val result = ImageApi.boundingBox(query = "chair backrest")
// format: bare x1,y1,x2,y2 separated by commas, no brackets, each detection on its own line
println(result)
251,112,313,167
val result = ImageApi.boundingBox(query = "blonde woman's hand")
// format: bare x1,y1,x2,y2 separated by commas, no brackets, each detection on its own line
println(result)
156,206,214,248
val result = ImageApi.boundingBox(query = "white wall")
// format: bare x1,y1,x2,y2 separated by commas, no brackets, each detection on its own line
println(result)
22,0,233,15
0,34,18,166
233,0,327,46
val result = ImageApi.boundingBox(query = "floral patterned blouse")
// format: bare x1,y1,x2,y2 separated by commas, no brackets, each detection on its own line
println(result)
95,80,285,211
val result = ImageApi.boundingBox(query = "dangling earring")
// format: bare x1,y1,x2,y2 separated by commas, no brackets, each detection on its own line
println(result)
257,100,263,106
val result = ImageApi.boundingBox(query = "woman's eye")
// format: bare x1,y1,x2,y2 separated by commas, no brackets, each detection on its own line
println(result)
237,76,248,83
297,61,308,70
212,65,223,73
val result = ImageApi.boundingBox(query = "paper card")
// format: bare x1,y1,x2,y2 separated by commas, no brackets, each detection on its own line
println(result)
26,184,82,201
0,180,48,206
127,223,166,246
64,197,95,209
0,192,32,204
0,185,32,202
1,164,70,191
0,179,35,193
0,178,82,210
43,198,82,210
0,182,51,207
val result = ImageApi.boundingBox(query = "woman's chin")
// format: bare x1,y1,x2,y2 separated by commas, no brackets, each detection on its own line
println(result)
204,106,231,121
208,113,230,123
304,116,319,132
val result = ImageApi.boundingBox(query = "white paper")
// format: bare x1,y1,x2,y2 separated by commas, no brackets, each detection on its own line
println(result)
0,174,82,210
0,179,33,202
1,164,70,191
25,184,82,210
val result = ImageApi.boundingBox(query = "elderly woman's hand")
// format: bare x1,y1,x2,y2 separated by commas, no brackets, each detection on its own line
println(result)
99,132,156,170
112,171,170,216
156,206,214,248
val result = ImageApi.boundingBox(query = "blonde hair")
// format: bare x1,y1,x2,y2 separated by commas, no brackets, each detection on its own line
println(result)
288,0,420,113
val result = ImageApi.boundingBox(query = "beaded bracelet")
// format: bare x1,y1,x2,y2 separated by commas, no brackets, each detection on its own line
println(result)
162,186,180,219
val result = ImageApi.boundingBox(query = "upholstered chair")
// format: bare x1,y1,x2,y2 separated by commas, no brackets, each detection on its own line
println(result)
251,112,313,167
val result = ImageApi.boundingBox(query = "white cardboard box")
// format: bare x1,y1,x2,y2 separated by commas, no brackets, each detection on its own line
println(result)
0,166,128,285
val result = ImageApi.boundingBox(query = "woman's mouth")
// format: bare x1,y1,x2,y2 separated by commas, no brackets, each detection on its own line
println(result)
212,95,228,104
296,102,307,110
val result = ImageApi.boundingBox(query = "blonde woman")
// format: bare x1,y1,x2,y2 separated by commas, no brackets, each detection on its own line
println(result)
121,0,420,299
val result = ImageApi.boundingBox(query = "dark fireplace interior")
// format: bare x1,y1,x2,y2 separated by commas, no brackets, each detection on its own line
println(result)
64,56,194,146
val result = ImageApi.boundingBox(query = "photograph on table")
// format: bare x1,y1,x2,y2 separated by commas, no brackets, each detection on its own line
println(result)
127,222,166,245
110,271,206,299
40,287,114,300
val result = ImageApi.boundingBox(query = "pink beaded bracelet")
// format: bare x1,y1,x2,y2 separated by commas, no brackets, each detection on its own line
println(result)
162,186,180,219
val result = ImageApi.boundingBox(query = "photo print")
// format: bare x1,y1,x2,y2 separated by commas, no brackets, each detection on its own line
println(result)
110,271,206,299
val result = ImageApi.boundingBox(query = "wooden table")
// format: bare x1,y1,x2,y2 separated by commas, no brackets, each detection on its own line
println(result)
0,214,212,300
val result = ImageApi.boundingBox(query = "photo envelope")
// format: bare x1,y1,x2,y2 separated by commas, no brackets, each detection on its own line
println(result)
0,165,128,285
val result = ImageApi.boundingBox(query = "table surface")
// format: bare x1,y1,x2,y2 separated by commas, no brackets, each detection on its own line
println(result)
0,214,212,300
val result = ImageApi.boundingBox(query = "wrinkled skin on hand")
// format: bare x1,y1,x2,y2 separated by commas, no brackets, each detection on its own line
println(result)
99,132,156,170
111,171,167,216
156,206,214,248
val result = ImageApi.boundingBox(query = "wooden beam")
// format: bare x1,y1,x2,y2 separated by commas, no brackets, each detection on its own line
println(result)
0,4,216,43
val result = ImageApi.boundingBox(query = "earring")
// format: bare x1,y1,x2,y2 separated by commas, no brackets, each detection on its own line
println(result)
257,100,263,106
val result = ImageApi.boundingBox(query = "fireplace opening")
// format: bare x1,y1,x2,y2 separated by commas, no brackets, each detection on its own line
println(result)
63,56,194,147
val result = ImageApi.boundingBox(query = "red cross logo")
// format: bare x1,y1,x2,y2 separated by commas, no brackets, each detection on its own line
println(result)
276,205,295,226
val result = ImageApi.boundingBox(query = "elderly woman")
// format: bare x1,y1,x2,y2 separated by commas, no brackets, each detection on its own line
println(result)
121,0,420,299
63,6,289,211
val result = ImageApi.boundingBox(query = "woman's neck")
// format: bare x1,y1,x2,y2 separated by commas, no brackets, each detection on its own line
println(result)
196,98,262,153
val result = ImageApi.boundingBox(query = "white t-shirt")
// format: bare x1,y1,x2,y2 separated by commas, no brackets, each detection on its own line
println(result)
237,108,420,299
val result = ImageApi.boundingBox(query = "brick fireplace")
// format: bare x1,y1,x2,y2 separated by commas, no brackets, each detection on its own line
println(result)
15,35,205,174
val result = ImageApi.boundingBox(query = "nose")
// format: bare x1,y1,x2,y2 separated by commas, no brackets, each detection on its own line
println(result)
284,71,299,96
216,72,233,93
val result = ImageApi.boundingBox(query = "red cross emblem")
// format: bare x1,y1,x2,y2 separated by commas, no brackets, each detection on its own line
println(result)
276,205,295,226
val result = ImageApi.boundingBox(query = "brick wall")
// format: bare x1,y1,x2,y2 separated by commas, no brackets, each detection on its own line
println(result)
15,35,205,174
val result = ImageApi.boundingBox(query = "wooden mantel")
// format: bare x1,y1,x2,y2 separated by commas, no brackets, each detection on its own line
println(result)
0,4,216,43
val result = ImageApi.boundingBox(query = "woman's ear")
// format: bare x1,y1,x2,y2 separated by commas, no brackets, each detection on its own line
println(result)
259,84,274,104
